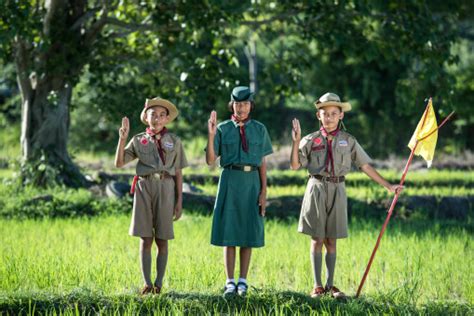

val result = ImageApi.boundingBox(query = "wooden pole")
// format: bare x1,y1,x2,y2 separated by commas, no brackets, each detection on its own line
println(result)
355,101,455,298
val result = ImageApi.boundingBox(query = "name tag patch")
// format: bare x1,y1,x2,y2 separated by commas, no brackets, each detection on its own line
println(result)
338,140,348,147
164,141,174,149
312,145,326,151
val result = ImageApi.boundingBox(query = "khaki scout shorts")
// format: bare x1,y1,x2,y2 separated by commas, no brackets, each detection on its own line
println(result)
298,178,348,239
129,174,175,239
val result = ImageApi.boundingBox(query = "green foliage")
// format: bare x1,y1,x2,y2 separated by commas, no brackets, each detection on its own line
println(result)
0,183,130,220
0,0,472,171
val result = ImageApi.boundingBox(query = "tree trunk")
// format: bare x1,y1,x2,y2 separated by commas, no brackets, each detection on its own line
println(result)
19,76,87,187
12,0,108,187
245,39,258,93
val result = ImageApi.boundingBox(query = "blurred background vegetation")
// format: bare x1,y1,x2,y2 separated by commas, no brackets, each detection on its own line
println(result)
0,1,472,186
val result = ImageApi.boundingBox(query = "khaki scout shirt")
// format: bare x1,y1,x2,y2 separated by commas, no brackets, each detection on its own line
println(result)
213,119,273,167
124,132,188,176
298,130,372,176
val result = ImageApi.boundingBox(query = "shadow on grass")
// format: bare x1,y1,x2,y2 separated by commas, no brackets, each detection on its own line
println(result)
1,288,471,315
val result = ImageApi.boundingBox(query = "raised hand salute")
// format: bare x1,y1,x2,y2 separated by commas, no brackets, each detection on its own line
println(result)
208,110,217,136
119,117,130,140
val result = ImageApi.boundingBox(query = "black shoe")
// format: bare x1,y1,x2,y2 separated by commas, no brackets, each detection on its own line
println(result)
236,282,248,296
223,281,237,298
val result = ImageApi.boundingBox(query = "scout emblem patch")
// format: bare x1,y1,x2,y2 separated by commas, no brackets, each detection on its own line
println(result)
164,141,174,149
338,140,348,147
312,137,325,151
140,137,149,145
313,137,322,145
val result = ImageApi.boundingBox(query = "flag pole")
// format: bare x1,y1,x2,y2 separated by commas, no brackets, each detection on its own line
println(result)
355,142,418,298
355,101,455,298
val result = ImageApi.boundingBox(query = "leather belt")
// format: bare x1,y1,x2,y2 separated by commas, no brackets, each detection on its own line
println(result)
224,165,258,172
310,174,345,183
140,172,172,180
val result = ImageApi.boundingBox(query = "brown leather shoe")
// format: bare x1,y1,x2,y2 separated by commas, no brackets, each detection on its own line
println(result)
310,286,326,298
153,285,161,294
326,285,345,299
140,285,154,295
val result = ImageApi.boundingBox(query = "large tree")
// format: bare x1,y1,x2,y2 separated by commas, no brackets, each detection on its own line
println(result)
0,1,468,188
0,1,244,186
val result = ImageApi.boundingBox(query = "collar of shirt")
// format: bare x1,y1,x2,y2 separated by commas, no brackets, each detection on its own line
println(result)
230,116,252,128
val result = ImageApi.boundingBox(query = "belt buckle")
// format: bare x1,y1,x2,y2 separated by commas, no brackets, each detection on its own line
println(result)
243,166,251,172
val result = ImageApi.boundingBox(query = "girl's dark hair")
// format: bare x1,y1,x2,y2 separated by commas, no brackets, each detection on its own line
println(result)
228,101,255,112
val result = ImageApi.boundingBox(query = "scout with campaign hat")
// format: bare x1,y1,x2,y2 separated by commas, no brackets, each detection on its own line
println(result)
206,86,273,297
115,97,188,295
290,92,403,299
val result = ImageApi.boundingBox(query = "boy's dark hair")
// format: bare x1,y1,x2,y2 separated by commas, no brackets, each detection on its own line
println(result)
228,101,255,112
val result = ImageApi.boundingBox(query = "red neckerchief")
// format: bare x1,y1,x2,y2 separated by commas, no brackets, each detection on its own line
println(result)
146,127,168,165
320,126,339,176
231,114,250,152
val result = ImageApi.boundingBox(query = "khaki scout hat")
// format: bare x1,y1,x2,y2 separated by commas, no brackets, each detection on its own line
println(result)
140,97,179,125
314,92,351,112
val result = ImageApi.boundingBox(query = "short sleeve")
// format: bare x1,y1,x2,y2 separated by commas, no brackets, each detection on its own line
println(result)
351,140,372,168
174,139,189,169
262,126,273,156
123,138,137,165
298,137,311,168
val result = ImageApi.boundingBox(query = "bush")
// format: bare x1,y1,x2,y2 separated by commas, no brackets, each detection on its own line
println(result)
0,182,131,220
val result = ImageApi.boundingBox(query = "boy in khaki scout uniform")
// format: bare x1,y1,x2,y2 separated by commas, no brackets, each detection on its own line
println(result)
290,92,403,299
115,97,188,295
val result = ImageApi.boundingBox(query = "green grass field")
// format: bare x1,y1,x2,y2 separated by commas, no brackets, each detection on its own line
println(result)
1,213,472,314
0,142,473,314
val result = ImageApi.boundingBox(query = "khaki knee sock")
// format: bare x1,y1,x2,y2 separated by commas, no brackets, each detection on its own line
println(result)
325,252,337,287
154,252,168,287
140,249,152,286
311,252,323,287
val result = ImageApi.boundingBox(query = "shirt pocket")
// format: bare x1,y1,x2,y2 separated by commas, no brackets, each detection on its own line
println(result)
221,139,240,163
335,146,351,173
248,139,263,160
309,150,326,170
163,145,177,166
137,143,156,165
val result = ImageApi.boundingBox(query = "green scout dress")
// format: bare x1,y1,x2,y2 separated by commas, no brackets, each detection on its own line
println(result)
210,119,273,247
298,130,371,239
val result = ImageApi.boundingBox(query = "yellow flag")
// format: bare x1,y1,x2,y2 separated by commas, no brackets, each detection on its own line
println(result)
408,99,438,167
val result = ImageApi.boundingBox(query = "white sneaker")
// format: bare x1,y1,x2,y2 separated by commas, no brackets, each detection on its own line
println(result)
237,282,248,296
223,281,236,297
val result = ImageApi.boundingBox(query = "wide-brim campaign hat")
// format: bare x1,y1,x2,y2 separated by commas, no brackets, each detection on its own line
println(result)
230,86,254,102
314,92,351,112
140,97,179,125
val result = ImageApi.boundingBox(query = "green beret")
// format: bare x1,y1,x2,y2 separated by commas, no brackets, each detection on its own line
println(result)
230,86,254,101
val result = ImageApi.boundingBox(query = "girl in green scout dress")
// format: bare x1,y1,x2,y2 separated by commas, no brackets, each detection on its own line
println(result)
115,97,188,295
206,86,273,297
290,92,403,299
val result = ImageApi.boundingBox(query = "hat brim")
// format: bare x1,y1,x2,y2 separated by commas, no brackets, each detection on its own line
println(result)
231,92,254,102
315,101,351,112
140,99,179,125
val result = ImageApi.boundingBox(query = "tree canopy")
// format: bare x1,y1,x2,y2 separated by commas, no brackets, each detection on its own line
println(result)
0,0,472,185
